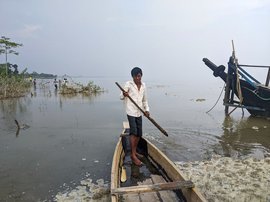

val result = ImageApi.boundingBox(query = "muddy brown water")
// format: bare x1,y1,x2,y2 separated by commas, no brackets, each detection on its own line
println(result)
0,77,269,201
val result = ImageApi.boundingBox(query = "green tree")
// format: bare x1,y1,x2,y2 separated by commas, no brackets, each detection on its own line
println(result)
0,36,23,77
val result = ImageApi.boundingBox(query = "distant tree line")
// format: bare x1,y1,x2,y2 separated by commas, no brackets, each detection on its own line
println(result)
0,36,56,79
25,71,57,79
0,63,56,78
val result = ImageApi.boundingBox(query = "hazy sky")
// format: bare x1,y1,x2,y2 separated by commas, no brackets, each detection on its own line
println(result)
1,0,270,81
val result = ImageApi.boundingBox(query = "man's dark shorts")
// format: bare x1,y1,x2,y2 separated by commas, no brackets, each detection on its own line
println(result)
127,115,142,137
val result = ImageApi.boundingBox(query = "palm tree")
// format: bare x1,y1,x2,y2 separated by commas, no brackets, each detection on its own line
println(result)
0,36,22,77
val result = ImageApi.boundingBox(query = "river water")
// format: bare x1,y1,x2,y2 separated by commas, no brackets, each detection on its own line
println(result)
0,77,269,201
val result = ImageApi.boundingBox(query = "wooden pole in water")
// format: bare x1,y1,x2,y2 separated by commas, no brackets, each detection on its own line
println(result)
115,82,168,137
224,75,230,115
224,42,235,115
224,40,238,115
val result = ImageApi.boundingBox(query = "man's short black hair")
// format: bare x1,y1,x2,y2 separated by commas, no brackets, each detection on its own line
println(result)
131,67,143,77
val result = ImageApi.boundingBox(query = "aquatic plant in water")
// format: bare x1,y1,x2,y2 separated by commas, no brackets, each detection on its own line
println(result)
59,81,103,95
0,77,31,99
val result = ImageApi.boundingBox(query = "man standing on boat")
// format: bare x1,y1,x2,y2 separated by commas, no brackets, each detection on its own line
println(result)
120,67,150,166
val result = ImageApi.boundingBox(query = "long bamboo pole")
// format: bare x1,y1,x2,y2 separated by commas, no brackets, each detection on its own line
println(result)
115,82,168,137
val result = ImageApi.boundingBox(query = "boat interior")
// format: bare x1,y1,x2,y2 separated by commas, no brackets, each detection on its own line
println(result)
117,127,188,202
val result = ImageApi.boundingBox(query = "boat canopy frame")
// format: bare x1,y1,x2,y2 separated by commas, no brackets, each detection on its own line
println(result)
224,54,270,115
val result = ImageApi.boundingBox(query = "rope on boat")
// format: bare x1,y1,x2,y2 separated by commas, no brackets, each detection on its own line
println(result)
206,83,225,113
242,86,270,101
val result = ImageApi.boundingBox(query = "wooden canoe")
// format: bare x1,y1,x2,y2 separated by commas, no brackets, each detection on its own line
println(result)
111,122,207,202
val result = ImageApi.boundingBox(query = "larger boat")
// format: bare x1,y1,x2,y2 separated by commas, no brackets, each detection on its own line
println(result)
203,49,270,117
111,122,206,202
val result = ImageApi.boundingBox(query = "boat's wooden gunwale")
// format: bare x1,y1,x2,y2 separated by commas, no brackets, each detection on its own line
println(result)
147,139,207,202
111,129,125,202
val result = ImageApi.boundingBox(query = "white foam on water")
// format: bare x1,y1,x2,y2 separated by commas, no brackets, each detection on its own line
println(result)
176,155,270,202
51,155,270,202
54,178,110,202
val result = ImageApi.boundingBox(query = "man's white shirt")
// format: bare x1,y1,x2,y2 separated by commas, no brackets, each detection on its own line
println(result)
120,81,149,117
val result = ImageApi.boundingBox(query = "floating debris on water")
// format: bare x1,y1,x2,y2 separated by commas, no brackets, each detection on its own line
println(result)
82,158,86,161
14,119,30,130
156,85,167,88
195,98,206,102
54,178,110,202
252,126,259,130
176,155,270,202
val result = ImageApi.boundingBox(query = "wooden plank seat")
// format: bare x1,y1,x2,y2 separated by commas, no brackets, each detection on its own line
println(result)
111,180,194,195
151,174,179,201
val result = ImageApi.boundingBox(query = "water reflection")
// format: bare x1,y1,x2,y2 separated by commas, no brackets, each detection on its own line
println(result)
0,97,32,134
219,116,270,158
59,91,102,100
0,78,109,202
15,119,30,137
0,79,104,137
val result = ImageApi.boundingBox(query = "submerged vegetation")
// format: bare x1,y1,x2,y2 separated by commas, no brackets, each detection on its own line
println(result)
59,80,104,95
0,76,31,99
